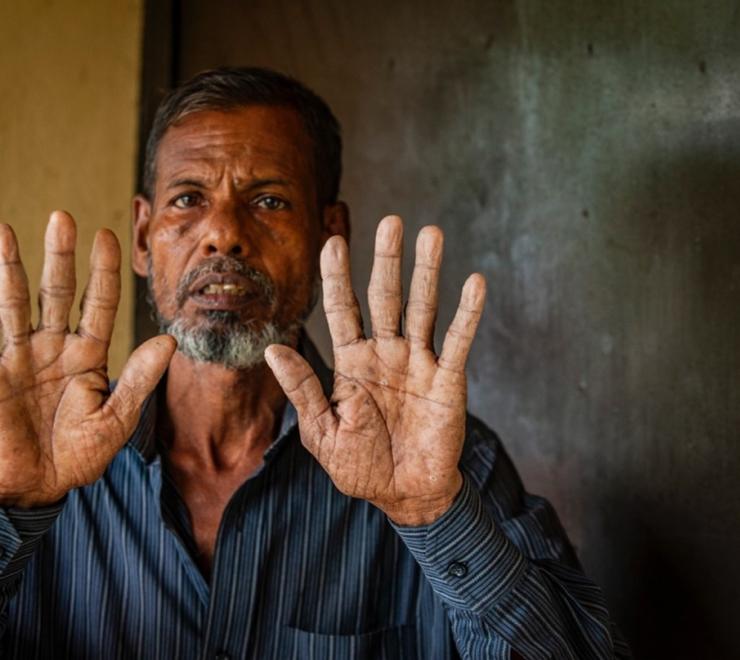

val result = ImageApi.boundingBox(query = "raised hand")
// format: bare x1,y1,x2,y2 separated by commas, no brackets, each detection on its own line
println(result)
0,211,175,508
266,215,485,526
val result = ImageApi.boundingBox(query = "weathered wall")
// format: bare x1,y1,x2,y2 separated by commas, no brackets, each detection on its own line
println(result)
0,0,143,376
163,1,740,656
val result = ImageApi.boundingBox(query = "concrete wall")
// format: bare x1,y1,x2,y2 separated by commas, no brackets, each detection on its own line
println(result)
156,1,740,656
0,0,143,376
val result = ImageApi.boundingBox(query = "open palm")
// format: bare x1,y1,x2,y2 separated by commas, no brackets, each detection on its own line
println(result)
266,216,485,525
0,212,174,508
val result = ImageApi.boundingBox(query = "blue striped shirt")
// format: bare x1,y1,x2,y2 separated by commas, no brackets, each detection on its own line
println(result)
0,340,630,659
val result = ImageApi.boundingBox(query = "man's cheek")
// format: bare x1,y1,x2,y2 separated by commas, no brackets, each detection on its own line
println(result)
152,274,181,318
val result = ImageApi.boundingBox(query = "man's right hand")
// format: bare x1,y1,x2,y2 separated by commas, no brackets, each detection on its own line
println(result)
0,211,175,508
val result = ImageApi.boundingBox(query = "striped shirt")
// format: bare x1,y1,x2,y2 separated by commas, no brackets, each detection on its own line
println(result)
0,339,630,659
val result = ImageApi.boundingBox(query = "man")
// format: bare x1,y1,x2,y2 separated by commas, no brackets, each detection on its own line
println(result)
0,67,629,658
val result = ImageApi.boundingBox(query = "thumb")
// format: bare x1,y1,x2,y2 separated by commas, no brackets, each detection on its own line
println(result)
264,344,336,455
103,335,176,438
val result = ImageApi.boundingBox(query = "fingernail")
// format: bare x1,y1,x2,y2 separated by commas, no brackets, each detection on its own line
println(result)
330,236,344,260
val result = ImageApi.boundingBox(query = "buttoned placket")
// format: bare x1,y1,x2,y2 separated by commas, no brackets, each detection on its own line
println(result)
198,469,268,660
194,410,297,659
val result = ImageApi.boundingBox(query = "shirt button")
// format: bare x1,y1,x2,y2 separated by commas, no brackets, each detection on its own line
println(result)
447,560,468,578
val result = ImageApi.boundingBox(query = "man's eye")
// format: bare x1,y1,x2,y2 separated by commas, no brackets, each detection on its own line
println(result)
255,195,287,211
173,193,201,209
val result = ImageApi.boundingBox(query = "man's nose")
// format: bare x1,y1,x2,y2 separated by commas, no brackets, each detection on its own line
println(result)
201,201,248,257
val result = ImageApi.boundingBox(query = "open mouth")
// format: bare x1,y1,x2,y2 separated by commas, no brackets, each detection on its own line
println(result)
188,273,261,310
200,282,248,296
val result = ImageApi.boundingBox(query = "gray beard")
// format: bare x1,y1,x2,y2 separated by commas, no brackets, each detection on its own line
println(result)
162,313,300,371
147,257,316,371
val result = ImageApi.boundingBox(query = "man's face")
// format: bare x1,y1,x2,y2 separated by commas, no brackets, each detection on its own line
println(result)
133,105,344,368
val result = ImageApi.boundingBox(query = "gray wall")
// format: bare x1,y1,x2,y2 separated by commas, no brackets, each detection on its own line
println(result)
155,1,740,656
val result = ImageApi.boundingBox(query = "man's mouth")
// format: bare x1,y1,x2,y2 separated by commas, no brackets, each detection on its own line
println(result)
200,283,248,296
188,274,261,311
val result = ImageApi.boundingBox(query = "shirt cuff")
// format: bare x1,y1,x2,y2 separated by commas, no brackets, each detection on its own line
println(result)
391,476,528,614
0,499,66,575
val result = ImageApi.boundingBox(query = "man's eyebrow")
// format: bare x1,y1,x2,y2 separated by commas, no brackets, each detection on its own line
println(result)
242,178,292,190
166,178,208,190
165,177,293,190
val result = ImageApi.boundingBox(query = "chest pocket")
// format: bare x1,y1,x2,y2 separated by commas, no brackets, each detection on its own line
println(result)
285,624,418,660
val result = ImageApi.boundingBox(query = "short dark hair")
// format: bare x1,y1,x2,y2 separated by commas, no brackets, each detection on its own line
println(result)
143,66,342,207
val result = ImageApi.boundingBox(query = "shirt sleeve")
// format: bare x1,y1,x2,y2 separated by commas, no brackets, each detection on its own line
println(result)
392,415,632,659
0,501,65,633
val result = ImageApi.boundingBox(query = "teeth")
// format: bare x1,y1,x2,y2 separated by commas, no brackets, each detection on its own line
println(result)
202,283,246,295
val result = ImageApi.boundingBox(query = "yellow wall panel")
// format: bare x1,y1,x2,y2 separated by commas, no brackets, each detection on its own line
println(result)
0,0,143,376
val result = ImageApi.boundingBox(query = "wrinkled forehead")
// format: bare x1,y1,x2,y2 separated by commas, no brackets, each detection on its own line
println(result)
154,106,316,187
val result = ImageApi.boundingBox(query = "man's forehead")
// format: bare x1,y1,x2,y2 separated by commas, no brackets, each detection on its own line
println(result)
155,106,314,181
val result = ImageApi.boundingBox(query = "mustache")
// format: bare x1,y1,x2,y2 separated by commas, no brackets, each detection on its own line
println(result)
175,256,276,309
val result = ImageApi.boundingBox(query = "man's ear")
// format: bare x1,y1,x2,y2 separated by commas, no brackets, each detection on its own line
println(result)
132,194,152,277
321,201,350,246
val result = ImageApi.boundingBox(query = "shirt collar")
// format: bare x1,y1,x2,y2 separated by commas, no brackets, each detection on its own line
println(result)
128,332,333,463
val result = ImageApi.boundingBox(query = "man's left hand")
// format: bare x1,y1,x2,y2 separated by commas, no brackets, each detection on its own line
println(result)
266,215,485,526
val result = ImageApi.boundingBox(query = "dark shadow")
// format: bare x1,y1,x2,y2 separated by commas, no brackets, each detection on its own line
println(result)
592,131,740,658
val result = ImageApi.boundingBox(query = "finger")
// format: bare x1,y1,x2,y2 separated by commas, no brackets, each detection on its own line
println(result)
38,211,77,332
102,335,176,440
438,274,486,373
368,215,403,339
320,235,364,348
264,344,337,456
77,229,120,346
406,225,443,350
0,224,31,349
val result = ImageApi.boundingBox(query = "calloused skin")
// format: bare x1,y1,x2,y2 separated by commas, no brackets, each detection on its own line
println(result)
0,211,175,508
0,213,485,520
266,216,486,525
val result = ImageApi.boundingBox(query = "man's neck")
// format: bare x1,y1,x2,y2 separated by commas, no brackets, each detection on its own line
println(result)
160,349,291,580
162,350,288,470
